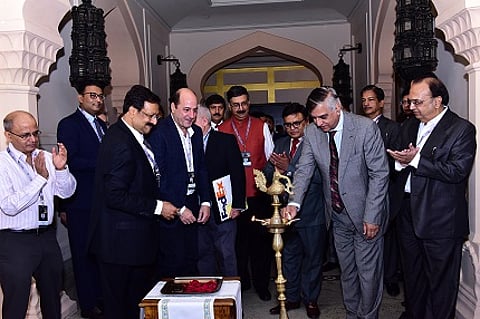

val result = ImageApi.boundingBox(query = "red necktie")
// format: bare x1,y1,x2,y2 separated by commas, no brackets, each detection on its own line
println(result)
328,131,344,213
289,138,299,158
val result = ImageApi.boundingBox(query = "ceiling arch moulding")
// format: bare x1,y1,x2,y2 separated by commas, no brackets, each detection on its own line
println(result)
188,31,333,97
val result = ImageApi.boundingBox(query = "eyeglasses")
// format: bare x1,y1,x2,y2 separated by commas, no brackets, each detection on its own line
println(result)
230,101,249,109
83,92,105,101
140,110,162,121
407,96,432,106
284,120,304,129
9,130,41,140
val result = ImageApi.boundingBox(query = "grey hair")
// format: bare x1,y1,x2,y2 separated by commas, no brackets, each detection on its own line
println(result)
197,105,212,123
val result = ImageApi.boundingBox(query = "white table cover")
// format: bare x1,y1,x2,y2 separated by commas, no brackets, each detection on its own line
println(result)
143,280,242,319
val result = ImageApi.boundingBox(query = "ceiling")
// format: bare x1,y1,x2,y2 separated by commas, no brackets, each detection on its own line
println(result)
142,0,362,31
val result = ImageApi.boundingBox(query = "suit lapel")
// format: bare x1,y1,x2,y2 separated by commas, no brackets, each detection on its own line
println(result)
422,109,453,153
75,109,102,143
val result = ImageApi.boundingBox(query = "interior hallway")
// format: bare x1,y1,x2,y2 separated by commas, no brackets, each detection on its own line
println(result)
63,260,404,318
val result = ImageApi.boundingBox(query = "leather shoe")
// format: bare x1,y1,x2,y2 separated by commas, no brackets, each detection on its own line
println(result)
322,261,339,272
257,289,271,301
269,301,301,314
385,282,400,297
81,306,103,319
306,302,320,319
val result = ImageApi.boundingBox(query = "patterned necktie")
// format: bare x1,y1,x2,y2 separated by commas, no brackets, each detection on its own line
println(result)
328,131,344,213
93,117,104,141
289,138,299,158
143,139,161,186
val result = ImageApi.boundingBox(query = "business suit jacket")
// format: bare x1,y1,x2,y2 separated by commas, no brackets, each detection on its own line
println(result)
88,119,159,265
147,115,210,213
57,108,106,311
292,111,389,234
390,109,476,239
57,108,106,211
264,136,325,227
205,130,246,223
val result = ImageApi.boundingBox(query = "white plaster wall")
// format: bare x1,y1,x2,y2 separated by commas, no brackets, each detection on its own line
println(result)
435,38,468,119
169,23,351,84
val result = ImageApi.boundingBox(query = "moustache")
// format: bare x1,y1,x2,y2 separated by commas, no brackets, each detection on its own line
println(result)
213,113,221,117
237,110,247,115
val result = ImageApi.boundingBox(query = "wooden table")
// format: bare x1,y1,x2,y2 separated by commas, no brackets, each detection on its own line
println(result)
139,278,240,319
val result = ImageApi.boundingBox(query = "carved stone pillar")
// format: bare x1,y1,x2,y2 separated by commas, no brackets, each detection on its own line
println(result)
0,0,70,149
0,1,77,318
433,2,480,318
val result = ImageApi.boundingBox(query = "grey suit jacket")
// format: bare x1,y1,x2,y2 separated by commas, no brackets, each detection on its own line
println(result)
264,136,325,227
292,111,389,233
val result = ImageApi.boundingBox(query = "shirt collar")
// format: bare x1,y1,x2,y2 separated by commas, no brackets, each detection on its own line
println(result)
7,143,39,163
331,110,345,133
121,118,145,145
78,106,96,123
172,115,195,138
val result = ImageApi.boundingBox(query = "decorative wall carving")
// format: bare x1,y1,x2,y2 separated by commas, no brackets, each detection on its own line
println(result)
0,31,62,86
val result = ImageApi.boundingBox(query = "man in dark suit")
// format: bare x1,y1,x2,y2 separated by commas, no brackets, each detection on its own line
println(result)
266,103,326,319
361,84,401,297
148,88,211,278
194,105,246,276
88,85,177,319
388,75,476,319
285,87,389,319
57,80,107,319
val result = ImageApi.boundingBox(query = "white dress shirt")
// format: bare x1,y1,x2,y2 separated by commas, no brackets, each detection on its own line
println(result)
0,144,77,230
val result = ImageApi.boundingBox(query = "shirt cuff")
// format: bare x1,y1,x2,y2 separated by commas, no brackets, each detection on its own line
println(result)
409,152,421,168
287,202,301,210
201,202,211,207
154,200,164,215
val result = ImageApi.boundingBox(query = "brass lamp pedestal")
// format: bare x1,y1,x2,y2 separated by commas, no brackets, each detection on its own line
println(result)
251,169,298,319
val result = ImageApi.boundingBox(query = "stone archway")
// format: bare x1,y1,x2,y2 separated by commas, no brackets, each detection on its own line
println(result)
188,31,333,97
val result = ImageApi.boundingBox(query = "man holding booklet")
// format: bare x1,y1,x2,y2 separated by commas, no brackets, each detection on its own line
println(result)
195,104,246,276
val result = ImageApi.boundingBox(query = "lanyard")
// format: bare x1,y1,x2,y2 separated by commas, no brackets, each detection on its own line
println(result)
7,147,45,203
231,117,251,151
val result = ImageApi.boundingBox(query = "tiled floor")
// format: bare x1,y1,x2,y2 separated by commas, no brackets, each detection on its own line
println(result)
63,260,404,318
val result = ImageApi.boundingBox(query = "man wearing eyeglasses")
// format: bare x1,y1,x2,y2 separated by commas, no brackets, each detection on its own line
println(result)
264,103,326,319
88,85,176,319
388,75,476,319
0,110,77,319
284,87,389,319
56,80,108,319
218,85,275,301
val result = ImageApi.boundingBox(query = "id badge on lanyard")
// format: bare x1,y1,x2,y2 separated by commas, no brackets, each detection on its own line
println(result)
187,171,196,192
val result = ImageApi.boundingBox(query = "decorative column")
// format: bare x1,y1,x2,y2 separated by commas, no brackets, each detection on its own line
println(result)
0,0,69,148
433,2,480,318
0,1,77,318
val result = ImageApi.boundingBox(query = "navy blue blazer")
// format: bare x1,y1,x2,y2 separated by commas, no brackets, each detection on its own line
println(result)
147,115,210,211
88,119,159,265
205,130,246,223
57,108,106,211
389,109,476,239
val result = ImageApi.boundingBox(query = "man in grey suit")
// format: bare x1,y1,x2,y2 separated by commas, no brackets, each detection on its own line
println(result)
265,103,326,319
284,87,389,319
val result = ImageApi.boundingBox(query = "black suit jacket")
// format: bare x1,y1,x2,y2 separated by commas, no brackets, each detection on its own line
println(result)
147,116,210,213
264,136,325,227
88,119,159,265
205,130,246,223
390,109,476,239
57,109,106,211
